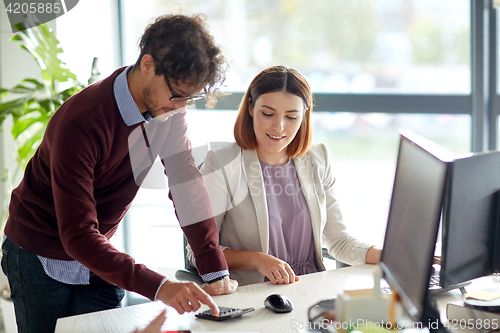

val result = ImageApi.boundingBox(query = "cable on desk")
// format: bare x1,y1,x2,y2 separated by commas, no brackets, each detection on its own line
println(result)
307,299,335,324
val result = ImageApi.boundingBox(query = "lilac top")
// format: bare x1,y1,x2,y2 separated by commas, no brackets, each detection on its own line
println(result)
260,159,318,275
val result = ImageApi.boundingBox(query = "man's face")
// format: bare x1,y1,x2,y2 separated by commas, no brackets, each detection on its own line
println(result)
142,74,202,119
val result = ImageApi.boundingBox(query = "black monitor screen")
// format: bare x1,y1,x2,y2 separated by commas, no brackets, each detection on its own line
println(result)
380,131,452,321
440,150,500,287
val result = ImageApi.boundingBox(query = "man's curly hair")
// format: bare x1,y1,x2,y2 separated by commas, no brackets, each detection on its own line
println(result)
134,14,227,108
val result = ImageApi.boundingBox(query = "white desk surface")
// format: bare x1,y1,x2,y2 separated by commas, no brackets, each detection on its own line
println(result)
55,265,496,333
55,265,377,333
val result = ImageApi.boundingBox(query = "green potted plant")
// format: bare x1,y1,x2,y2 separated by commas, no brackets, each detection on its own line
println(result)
0,23,87,333
0,23,88,224
0,22,85,176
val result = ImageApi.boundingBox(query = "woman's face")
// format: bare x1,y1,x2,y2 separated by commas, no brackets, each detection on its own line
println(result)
249,91,305,165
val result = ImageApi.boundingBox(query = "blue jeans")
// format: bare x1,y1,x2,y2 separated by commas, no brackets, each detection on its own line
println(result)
1,237,125,333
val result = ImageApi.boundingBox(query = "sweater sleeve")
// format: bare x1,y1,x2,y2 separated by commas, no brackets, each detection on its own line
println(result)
159,113,228,276
186,148,232,267
49,114,164,300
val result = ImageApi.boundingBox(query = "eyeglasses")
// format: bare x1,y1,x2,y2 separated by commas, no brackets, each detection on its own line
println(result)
163,73,206,104
151,56,207,103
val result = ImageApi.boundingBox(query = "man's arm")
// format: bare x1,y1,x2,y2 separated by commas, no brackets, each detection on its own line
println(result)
167,191,237,295
158,113,236,294
156,280,219,314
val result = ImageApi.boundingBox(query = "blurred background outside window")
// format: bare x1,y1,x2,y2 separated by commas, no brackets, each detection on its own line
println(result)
56,0,471,302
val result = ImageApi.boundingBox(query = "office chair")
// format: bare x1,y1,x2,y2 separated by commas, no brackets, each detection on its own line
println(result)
321,247,350,269
175,142,230,285
174,235,205,285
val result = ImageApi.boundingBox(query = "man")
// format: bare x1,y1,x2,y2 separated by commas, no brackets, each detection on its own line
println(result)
2,14,237,333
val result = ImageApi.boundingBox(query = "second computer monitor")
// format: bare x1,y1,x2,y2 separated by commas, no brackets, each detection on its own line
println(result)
440,150,500,287
379,130,453,322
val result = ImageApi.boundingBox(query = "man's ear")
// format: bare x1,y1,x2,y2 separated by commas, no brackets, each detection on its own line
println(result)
140,54,156,76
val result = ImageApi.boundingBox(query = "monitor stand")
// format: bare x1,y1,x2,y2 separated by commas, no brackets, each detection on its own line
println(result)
428,282,469,295
429,264,471,295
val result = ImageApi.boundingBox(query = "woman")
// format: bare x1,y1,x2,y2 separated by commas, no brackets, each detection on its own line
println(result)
188,65,381,286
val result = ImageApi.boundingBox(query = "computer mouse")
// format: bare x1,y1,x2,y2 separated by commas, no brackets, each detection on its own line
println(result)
264,294,294,313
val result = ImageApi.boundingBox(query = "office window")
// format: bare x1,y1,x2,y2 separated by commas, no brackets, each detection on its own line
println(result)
121,0,470,94
55,0,120,83
314,112,470,245
498,115,500,148
497,10,500,95
118,0,472,296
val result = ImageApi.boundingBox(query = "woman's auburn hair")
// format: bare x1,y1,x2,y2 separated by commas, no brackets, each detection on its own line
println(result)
233,65,314,159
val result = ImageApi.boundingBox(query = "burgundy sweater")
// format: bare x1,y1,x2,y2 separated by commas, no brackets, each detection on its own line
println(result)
5,67,227,300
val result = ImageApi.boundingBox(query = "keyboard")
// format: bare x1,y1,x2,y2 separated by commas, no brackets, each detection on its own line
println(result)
195,306,255,321
380,275,469,295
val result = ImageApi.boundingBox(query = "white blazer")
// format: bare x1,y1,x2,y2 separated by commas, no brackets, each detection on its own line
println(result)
187,143,372,285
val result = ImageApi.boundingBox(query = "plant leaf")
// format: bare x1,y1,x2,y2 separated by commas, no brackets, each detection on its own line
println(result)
0,99,27,118
8,79,45,95
17,134,41,166
11,114,46,140
2,22,85,178
33,24,77,84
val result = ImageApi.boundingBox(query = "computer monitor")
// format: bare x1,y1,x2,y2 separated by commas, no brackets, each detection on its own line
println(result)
440,150,500,288
379,130,454,322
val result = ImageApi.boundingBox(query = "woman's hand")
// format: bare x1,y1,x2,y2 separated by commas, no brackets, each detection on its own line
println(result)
366,246,382,264
255,253,300,284
222,248,300,284
134,310,166,333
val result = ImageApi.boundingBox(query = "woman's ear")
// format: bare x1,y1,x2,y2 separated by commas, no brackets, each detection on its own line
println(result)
249,105,254,118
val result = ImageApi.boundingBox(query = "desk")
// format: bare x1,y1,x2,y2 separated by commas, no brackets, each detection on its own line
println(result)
55,265,489,333
432,274,500,330
55,265,376,333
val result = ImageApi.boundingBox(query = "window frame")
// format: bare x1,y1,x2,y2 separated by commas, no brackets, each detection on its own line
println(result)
116,0,498,153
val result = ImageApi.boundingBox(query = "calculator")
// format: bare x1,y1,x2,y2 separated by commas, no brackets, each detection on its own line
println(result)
195,306,255,321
